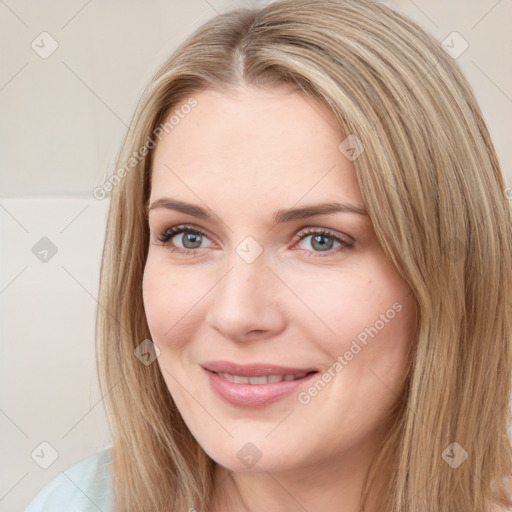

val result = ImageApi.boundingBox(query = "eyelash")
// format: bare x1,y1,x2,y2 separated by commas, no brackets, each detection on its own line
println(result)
154,223,353,258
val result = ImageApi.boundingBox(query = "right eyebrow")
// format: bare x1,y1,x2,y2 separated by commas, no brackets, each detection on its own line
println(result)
147,198,211,219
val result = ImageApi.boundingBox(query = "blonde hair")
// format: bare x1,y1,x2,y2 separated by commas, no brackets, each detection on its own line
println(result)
95,0,512,510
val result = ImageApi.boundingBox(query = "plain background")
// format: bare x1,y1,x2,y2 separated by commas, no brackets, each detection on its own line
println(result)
1,0,511,510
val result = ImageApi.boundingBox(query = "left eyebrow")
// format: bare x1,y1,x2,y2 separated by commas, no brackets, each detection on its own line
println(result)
146,198,368,225
273,202,368,224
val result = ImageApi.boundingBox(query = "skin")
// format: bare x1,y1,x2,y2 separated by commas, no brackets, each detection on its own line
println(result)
142,84,417,512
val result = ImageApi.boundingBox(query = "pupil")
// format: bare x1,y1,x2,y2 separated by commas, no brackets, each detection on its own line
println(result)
312,235,332,251
183,231,202,249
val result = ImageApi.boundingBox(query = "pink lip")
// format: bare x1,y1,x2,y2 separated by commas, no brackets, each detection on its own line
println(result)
201,360,317,377
201,361,318,408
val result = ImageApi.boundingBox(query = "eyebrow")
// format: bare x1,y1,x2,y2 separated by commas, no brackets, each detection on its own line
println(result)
147,198,368,224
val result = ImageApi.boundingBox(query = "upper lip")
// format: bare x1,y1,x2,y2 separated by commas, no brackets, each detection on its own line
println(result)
201,360,318,377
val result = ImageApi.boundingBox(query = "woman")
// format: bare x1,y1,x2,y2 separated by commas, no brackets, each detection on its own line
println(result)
25,0,512,511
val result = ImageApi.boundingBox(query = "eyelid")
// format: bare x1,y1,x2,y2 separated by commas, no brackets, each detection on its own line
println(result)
154,223,354,256
154,223,216,246
292,227,353,246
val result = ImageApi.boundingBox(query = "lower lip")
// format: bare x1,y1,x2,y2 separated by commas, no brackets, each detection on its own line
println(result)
203,367,317,408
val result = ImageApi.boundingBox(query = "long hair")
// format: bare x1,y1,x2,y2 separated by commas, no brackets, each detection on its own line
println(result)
94,0,512,510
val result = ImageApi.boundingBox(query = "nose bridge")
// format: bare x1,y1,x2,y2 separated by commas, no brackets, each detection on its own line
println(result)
205,236,282,337
219,238,270,308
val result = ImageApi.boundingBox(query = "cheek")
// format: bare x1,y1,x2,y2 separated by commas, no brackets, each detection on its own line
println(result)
289,268,397,341
142,263,170,339
142,259,195,348
296,265,415,379
142,262,200,396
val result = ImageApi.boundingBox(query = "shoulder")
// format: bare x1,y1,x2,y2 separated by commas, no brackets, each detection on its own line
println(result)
24,448,113,512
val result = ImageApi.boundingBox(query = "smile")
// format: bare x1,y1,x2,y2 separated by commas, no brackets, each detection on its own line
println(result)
201,362,319,408
215,371,311,384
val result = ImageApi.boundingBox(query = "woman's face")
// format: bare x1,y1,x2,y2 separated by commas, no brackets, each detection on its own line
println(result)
143,85,417,474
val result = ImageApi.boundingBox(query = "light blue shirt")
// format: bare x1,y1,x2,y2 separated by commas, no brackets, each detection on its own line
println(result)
24,448,113,512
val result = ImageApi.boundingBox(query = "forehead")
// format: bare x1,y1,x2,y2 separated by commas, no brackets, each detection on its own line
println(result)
149,86,364,213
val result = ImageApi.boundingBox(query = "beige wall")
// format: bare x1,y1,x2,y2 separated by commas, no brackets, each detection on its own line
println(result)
1,1,510,510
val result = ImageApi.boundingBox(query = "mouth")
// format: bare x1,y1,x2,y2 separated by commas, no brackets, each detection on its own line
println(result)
201,360,319,408
201,360,318,377
211,370,317,384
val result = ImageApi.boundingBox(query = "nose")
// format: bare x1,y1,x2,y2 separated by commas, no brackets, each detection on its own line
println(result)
204,248,286,342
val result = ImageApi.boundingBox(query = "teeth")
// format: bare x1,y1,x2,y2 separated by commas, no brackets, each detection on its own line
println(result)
217,372,308,384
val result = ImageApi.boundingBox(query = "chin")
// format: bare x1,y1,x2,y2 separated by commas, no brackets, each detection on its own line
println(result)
202,438,306,474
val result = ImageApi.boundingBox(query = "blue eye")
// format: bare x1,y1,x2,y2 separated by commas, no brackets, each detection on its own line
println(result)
156,224,212,255
293,228,353,258
154,224,353,258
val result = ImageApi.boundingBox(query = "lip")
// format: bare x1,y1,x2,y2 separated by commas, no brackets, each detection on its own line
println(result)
201,361,318,408
201,360,318,377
